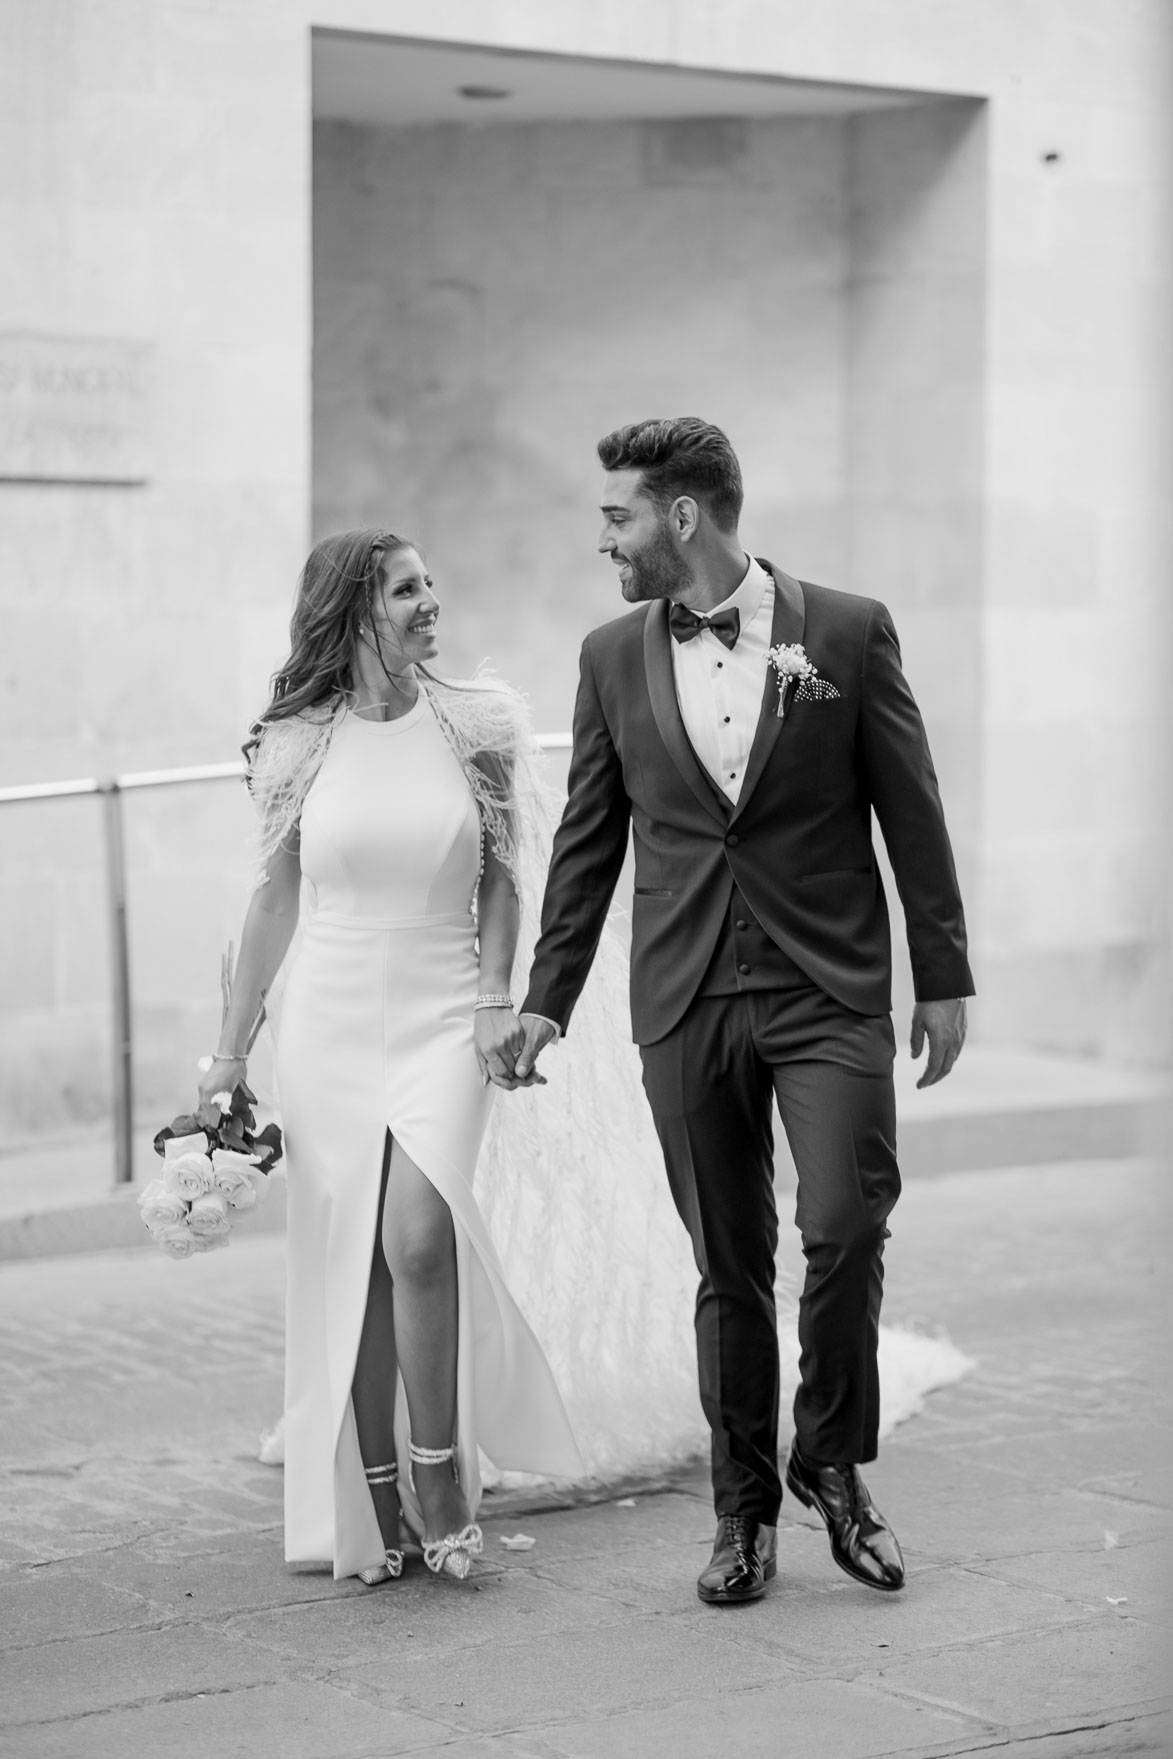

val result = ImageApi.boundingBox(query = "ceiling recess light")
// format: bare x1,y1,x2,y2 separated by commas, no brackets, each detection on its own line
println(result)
458,84,513,100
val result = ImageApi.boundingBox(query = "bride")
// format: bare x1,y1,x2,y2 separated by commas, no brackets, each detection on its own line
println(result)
198,528,584,1586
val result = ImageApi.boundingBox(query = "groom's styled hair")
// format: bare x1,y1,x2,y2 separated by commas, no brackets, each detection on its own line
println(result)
597,417,743,533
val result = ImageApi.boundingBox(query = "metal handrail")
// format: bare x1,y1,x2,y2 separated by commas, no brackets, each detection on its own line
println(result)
0,738,573,804
1,735,574,1186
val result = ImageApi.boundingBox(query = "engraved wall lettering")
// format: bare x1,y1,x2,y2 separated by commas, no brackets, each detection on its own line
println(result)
0,335,152,482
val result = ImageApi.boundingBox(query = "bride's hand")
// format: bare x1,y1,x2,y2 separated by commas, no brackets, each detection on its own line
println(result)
474,1007,537,1090
196,1055,246,1127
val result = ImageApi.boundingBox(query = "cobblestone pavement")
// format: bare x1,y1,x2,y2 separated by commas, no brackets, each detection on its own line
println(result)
0,1160,1169,1758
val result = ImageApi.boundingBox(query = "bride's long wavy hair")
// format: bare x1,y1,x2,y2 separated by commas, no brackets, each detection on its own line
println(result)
244,527,433,762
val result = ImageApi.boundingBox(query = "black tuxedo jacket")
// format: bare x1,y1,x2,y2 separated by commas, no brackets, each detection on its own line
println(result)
522,563,974,1046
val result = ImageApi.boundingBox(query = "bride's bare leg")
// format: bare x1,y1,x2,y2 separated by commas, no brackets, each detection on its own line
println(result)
382,1137,470,1541
351,1134,401,1555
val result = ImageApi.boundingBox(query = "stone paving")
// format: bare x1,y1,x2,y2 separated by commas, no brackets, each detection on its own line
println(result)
0,1159,1169,1758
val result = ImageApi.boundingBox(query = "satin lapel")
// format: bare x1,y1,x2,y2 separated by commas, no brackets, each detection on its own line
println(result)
642,599,730,825
730,564,806,824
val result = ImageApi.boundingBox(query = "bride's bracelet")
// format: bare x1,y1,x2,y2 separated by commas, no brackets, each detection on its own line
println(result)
203,1051,248,1066
474,993,513,1011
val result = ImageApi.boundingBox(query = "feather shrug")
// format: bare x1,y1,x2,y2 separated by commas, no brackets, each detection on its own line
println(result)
247,670,545,895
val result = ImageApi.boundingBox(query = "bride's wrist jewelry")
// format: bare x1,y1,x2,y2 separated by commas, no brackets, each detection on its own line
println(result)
207,1051,248,1065
474,993,513,1011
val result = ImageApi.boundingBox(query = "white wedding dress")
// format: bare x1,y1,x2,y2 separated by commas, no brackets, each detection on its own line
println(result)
275,697,582,1580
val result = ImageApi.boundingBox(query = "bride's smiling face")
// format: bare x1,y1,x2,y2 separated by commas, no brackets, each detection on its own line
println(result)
365,547,440,667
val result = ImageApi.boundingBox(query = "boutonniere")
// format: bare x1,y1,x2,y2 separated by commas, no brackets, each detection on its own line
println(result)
767,643,841,720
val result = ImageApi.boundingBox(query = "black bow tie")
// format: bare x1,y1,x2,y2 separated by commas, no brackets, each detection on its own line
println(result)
668,603,741,651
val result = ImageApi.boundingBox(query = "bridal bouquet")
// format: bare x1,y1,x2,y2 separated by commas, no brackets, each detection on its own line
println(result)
137,946,283,1259
139,1084,282,1259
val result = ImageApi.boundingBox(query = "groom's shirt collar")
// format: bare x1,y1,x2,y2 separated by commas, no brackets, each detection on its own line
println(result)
693,552,769,628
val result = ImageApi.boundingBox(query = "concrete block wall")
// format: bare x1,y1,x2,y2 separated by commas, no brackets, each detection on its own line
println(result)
976,80,1170,1056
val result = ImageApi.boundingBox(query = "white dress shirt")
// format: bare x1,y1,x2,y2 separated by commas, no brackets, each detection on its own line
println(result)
671,554,774,806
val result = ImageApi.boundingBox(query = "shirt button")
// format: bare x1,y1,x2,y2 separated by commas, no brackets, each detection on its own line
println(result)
725,833,739,846
716,661,724,669
723,716,731,724
738,963,751,976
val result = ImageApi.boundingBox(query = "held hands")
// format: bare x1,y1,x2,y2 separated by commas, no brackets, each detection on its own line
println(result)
474,1007,540,1090
478,1012,557,1091
910,998,967,1089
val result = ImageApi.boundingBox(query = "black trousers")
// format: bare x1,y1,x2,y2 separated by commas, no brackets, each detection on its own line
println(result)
639,987,899,1523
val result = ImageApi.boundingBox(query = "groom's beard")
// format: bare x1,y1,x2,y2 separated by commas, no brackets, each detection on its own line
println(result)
618,521,695,603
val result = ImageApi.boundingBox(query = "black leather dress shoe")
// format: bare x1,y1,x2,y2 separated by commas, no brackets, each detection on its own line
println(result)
696,1516,778,1604
785,1440,905,1592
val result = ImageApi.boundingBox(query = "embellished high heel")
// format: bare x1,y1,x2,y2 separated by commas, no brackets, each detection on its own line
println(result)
409,1441,483,1580
358,1460,405,1585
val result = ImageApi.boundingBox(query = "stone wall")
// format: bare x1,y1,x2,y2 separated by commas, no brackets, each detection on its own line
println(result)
0,0,312,1135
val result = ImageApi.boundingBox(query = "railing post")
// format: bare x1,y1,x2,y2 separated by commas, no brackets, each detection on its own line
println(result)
99,781,134,1187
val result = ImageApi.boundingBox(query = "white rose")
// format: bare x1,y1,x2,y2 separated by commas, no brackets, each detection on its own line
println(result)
188,1188,231,1239
161,1146,214,1203
210,1148,259,1211
138,1177,188,1237
158,1221,198,1260
163,1132,213,1195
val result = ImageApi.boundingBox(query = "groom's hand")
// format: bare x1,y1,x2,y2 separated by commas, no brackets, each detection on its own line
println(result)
910,998,967,1088
511,1013,559,1086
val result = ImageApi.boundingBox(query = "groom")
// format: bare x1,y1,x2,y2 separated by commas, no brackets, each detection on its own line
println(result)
514,418,973,1604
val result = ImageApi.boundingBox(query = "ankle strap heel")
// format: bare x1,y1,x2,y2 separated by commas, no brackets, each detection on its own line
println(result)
408,1442,455,1467
364,1461,399,1487
359,1461,404,1584
408,1441,480,1579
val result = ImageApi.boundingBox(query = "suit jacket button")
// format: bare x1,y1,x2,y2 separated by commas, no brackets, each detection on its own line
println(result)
725,833,739,846
735,919,749,930
738,963,751,976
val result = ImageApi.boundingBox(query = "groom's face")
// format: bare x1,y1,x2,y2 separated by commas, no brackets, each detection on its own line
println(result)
598,469,689,603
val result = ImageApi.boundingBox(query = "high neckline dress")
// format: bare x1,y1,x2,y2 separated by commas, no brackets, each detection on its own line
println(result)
275,696,582,1579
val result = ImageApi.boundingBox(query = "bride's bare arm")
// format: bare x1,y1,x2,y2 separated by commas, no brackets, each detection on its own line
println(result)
195,838,302,1123
473,841,532,1089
